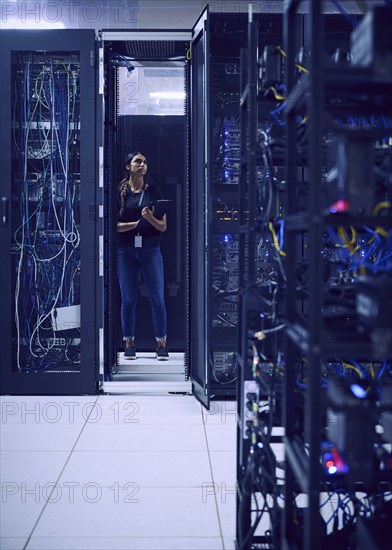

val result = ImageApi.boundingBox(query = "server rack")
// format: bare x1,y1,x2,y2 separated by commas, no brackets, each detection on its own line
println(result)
191,7,249,405
191,8,289,405
235,10,302,549
0,30,98,395
283,3,392,548
236,13,260,547
235,2,392,549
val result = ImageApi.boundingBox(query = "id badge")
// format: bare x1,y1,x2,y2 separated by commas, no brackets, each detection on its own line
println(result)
135,235,142,248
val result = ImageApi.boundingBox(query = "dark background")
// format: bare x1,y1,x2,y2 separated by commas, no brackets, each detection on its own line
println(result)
115,115,186,351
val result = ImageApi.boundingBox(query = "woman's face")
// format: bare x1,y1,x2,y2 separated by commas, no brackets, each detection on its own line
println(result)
127,154,148,177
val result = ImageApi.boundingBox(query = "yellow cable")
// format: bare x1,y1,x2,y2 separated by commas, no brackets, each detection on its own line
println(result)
375,226,388,238
366,226,388,246
337,226,366,273
342,362,363,379
364,363,375,394
349,226,356,246
277,46,309,73
268,222,286,257
270,86,286,100
337,227,354,249
295,63,309,74
369,362,375,381
372,201,390,216
298,115,309,125
186,45,191,60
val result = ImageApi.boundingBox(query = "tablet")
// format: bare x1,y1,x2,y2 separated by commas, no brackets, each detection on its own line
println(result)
148,199,173,218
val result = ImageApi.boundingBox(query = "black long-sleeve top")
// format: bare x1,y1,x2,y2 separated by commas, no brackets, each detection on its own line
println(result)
117,181,164,247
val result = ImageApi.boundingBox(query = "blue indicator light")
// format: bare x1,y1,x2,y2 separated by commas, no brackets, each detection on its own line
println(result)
350,384,367,399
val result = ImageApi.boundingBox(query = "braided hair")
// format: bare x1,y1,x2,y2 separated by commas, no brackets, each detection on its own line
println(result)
119,151,147,218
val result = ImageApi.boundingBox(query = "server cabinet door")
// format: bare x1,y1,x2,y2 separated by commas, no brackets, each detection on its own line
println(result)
0,30,97,395
190,7,211,409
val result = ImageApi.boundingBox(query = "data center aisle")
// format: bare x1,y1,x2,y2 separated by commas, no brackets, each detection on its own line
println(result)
0,394,237,550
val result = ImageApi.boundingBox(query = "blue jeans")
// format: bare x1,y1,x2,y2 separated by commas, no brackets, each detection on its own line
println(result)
117,243,167,341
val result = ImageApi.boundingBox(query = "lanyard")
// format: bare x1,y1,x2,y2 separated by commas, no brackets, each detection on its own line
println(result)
137,188,145,207
133,185,145,238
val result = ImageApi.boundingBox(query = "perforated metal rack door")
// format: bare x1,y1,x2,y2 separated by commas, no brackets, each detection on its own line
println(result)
189,6,211,410
0,30,97,395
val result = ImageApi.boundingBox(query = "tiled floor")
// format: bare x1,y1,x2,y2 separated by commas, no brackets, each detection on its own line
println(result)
0,374,238,550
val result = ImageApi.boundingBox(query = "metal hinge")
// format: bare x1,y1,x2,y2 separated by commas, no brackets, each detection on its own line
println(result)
90,50,95,67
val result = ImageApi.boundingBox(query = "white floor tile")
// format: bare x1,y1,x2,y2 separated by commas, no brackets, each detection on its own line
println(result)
0,425,84,452
31,487,221,538
253,506,274,539
204,424,237,452
223,537,237,550
215,492,237,538
95,394,203,425
202,401,237,426
0,451,69,484
25,536,225,550
0,538,28,550
0,396,101,425
270,442,285,463
236,496,274,540
0,499,45,538
74,423,208,452
58,450,212,487
209,451,236,485
0,393,242,550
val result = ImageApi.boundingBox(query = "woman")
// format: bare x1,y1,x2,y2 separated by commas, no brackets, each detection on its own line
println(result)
117,151,169,360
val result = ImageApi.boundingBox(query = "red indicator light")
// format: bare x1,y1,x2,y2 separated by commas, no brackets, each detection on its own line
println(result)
330,199,350,213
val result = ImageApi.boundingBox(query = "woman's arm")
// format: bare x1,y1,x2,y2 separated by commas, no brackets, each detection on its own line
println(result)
117,221,140,232
141,207,167,232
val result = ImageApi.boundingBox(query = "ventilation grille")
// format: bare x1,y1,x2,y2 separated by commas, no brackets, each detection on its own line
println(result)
125,41,177,58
